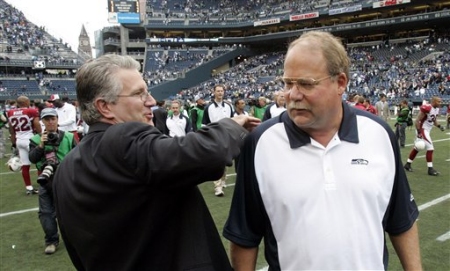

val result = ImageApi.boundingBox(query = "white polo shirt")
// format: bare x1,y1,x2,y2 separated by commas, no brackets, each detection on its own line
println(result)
224,102,418,270
202,101,233,124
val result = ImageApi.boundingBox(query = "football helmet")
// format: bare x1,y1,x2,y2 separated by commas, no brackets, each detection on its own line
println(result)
7,156,22,172
414,138,426,151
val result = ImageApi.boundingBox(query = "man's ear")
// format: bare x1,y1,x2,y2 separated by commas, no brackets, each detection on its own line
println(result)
95,98,115,119
336,73,347,96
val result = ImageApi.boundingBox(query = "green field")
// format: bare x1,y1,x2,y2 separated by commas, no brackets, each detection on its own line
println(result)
0,117,449,271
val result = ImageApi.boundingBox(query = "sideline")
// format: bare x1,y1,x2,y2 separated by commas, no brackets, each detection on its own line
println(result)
436,231,450,242
418,194,450,211
0,207,38,218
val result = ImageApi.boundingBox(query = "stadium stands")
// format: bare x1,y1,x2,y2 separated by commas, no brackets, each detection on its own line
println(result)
0,0,449,109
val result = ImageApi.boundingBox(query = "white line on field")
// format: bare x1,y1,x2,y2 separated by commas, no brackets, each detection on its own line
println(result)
0,207,38,218
0,168,37,175
436,231,450,242
1,177,448,218
418,194,450,211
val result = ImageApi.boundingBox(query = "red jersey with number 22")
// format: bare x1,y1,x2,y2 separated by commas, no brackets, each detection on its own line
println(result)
7,107,39,140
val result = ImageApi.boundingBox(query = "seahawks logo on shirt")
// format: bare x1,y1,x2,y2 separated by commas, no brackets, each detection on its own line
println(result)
351,159,369,165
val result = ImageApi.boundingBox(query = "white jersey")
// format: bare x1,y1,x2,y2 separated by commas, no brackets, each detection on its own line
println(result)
56,102,78,132
419,104,439,131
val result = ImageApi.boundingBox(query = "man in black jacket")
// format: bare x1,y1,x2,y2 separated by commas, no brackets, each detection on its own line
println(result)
152,100,169,135
53,54,260,271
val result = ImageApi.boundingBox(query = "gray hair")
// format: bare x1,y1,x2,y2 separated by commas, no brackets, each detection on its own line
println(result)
75,54,141,125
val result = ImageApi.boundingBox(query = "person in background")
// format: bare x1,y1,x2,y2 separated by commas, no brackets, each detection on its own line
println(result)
224,31,422,271
44,99,53,108
404,96,446,176
375,93,390,122
152,100,169,135
262,91,286,121
166,100,192,137
53,54,260,271
189,95,205,132
395,99,410,148
364,98,377,115
7,95,42,194
234,99,248,117
202,84,234,197
250,96,267,120
49,95,79,143
353,95,366,111
0,108,7,159
29,108,77,255
7,99,17,110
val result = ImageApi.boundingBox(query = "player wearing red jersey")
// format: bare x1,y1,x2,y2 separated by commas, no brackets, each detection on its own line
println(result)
8,96,42,194
404,96,445,176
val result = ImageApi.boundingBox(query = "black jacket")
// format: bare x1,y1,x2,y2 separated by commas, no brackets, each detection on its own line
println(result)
53,119,247,271
152,106,169,135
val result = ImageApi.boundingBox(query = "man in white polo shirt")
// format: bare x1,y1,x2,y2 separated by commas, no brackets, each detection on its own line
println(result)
224,31,421,271
166,100,192,137
202,84,234,196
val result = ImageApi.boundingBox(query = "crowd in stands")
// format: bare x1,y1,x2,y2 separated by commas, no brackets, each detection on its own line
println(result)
0,0,80,64
143,45,237,85
0,0,448,111
161,32,450,112
146,0,370,24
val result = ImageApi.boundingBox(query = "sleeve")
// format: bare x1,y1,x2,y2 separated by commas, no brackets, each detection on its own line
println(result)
104,118,248,190
190,109,198,132
223,133,267,247
165,118,173,135
184,116,192,134
383,128,419,235
262,104,272,121
28,137,45,164
228,103,234,118
202,105,211,125
420,104,431,114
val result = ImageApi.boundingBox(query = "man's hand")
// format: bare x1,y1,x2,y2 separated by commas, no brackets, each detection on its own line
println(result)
231,115,261,132
416,128,424,139
11,144,18,156
40,132,48,148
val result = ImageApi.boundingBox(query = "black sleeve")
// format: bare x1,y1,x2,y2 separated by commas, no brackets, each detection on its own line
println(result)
29,139,45,164
262,104,272,121
228,103,234,118
184,115,193,134
191,110,198,132
202,105,211,125
105,119,248,190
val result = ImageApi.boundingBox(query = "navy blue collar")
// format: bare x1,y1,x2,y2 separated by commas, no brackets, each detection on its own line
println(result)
283,101,359,149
